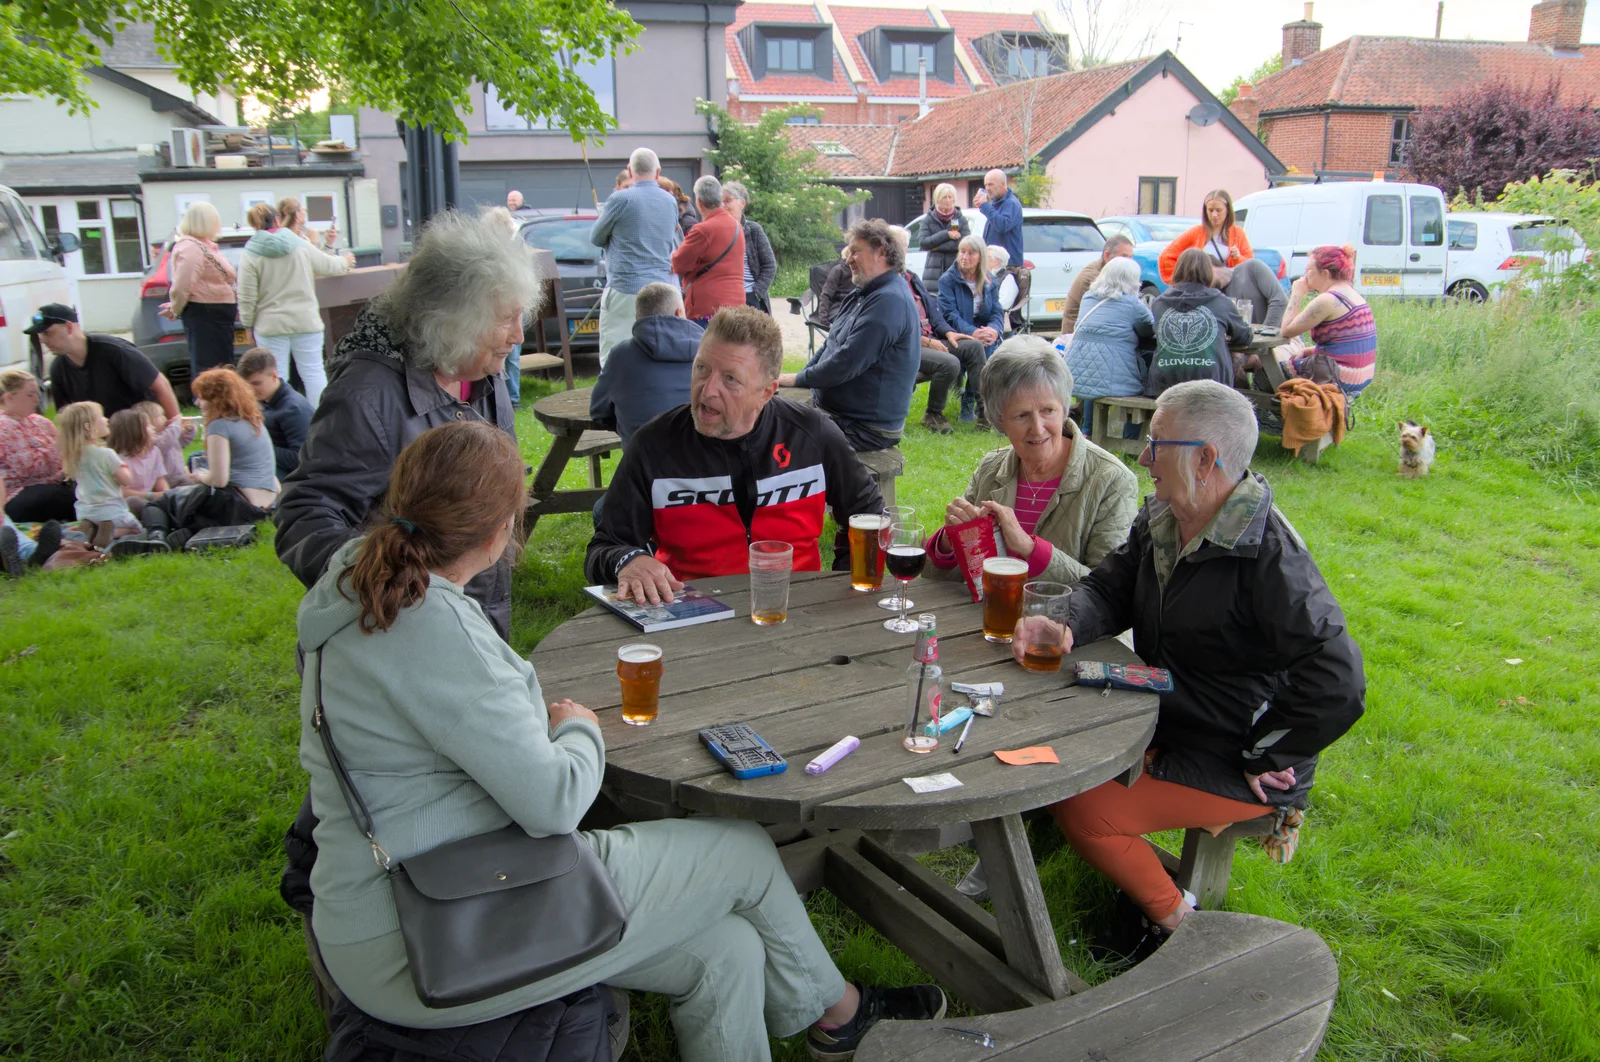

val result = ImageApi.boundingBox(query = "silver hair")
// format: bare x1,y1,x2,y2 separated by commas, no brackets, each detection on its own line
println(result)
1156,380,1258,498
1103,232,1134,256
979,335,1074,421
372,211,543,376
634,281,683,319
986,245,1010,269
1089,256,1142,299
888,224,910,253
722,180,750,204
694,175,723,209
629,147,660,178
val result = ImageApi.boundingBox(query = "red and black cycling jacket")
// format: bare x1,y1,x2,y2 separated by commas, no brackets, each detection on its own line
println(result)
584,398,884,584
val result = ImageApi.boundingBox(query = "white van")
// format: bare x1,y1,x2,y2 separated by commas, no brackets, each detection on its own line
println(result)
0,185,79,373
1233,181,1448,299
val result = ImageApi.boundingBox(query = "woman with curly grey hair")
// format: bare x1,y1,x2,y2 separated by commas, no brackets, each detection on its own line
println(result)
274,210,539,641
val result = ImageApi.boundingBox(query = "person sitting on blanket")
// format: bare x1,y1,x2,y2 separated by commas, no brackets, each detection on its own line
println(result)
585,306,883,606
1024,380,1365,959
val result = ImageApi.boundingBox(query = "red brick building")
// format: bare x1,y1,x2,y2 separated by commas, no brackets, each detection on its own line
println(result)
1232,0,1600,180
725,0,1066,125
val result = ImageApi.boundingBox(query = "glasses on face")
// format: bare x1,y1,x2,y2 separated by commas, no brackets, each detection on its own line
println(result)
1143,435,1221,469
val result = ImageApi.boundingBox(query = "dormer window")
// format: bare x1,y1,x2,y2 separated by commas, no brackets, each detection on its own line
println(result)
975,31,1068,84
739,23,833,80
890,40,936,76
858,27,955,82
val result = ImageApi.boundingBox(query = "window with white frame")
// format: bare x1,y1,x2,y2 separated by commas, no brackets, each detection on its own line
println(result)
33,197,147,276
486,54,616,132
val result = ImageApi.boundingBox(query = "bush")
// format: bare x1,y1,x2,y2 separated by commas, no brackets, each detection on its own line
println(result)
696,101,864,263
1451,167,1600,306
1406,80,1600,201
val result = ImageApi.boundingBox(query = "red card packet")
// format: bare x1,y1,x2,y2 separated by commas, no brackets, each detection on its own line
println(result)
948,515,1000,603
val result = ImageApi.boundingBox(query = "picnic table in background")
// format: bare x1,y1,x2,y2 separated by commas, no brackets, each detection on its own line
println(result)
523,386,619,536
528,571,1158,1012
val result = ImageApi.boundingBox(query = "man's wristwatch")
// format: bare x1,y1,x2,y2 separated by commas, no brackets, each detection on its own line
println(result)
614,548,650,582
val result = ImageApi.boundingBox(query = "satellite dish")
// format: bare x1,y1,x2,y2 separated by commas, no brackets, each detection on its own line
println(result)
1188,102,1223,127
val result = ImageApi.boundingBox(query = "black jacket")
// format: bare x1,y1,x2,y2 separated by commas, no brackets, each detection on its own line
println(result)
742,219,777,305
918,207,971,287
1146,282,1251,397
814,259,854,328
274,310,517,640
261,380,314,478
1067,474,1365,807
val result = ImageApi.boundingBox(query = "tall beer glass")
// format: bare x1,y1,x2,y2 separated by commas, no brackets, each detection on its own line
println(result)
848,513,887,591
981,557,1028,643
1019,582,1072,672
617,643,664,725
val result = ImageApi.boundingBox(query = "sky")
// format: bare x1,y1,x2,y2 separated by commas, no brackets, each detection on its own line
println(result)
817,0,1600,91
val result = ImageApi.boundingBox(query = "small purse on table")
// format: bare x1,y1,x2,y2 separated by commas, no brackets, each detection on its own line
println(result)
311,654,628,1009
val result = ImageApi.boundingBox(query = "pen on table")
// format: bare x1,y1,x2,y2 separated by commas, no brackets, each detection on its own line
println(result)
952,712,975,754
943,1026,995,1048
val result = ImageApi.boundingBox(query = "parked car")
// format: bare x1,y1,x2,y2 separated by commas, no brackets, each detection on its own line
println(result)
517,212,602,352
1233,181,1449,299
133,228,254,391
1445,212,1586,302
0,184,79,374
1097,214,1287,300
904,208,1106,328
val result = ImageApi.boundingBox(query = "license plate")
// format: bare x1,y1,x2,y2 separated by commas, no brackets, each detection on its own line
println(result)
233,328,248,344
572,318,599,335
1045,299,1067,312
1363,273,1401,287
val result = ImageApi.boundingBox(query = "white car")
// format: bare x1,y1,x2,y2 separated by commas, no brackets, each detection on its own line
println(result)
1445,212,1586,302
0,184,79,373
904,208,1105,329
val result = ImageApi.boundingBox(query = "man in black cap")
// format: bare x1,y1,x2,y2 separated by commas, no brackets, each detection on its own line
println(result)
26,304,181,420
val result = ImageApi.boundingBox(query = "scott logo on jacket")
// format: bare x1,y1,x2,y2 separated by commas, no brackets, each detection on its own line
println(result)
651,465,828,576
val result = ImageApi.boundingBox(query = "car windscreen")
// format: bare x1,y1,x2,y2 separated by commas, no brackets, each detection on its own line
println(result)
520,219,600,262
1022,219,1104,253
1142,219,1197,241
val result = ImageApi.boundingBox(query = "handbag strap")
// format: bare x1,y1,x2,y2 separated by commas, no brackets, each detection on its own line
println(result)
310,652,393,871
693,227,740,280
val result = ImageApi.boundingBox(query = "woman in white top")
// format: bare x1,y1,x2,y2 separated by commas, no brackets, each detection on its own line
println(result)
987,245,1020,334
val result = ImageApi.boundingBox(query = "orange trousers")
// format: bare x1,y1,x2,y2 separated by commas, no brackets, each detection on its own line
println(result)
1049,773,1272,921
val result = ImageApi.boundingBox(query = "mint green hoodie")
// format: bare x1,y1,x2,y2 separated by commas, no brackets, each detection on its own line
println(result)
297,540,605,946
238,228,350,336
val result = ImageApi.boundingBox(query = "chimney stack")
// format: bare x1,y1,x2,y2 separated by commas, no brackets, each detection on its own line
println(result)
1229,82,1260,132
1529,0,1585,50
1283,2,1324,66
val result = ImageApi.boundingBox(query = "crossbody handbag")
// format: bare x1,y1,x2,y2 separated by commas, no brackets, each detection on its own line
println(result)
692,227,741,281
310,654,628,1009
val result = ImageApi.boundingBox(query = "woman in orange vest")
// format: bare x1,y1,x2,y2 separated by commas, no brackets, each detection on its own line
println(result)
1157,189,1254,284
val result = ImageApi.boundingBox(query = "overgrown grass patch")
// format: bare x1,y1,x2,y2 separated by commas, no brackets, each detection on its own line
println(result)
3,305,1598,1059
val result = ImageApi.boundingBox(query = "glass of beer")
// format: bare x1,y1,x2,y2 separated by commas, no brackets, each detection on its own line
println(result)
981,557,1029,643
749,540,794,625
848,513,887,592
617,643,664,725
1019,582,1072,672
877,506,914,610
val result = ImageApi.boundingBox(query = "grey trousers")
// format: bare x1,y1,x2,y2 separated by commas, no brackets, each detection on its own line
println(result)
318,818,847,1060
597,288,638,365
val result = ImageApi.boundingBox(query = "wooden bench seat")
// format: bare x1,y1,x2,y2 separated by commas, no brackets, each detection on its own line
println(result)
1090,396,1157,457
856,910,1337,1061
857,446,906,508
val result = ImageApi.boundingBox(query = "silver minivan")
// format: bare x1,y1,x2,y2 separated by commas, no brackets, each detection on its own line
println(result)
0,185,79,373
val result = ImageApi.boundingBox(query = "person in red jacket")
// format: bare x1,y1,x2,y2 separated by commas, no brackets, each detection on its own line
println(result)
1157,188,1254,285
670,175,746,321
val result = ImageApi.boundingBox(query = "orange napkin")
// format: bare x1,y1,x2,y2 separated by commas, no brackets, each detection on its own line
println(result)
994,747,1059,766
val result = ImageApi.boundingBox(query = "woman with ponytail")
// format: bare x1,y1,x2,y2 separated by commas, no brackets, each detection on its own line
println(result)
299,420,944,1053
1278,244,1377,405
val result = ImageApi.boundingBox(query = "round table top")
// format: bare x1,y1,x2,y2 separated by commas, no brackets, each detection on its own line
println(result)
531,386,600,432
528,571,1157,830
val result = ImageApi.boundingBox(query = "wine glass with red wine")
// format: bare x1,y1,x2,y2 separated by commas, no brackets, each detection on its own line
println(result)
883,522,926,634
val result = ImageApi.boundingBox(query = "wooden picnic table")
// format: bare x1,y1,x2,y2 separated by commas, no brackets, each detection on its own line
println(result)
527,571,1159,1013
524,386,621,536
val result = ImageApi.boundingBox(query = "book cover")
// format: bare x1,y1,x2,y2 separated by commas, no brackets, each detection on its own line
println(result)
583,584,736,632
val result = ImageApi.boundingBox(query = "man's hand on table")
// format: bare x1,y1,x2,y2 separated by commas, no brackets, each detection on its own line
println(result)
1245,767,1296,802
1011,617,1074,666
549,698,600,730
617,554,683,605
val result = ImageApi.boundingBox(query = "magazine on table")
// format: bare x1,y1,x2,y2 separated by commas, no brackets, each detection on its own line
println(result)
583,584,736,632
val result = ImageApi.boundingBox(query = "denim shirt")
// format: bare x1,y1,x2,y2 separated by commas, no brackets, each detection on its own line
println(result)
589,182,680,294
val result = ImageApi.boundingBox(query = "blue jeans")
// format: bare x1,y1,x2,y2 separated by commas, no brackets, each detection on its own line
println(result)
503,345,522,405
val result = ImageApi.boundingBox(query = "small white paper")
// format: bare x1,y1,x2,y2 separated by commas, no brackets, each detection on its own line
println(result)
903,773,964,794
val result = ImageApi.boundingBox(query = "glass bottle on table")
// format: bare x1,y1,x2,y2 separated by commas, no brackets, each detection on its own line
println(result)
903,613,942,754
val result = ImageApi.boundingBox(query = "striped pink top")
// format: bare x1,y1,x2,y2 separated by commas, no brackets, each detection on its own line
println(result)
1012,477,1060,535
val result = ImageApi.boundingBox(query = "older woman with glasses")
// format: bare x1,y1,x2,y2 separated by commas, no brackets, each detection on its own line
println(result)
1025,380,1364,958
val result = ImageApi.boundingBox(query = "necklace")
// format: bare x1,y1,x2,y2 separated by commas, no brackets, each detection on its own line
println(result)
1016,476,1057,508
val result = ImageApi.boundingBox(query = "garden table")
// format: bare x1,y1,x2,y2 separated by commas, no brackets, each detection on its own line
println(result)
523,386,620,536
528,571,1158,1013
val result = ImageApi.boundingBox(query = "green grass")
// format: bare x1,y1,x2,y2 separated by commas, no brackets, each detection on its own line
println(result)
3,302,1598,1060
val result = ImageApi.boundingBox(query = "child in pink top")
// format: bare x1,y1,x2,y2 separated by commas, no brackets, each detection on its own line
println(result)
108,408,170,520
137,400,197,487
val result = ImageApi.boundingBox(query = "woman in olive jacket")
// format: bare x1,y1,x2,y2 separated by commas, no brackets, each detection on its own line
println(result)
918,183,970,287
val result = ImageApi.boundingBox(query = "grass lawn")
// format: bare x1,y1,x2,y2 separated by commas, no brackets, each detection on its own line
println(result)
2,303,1597,1060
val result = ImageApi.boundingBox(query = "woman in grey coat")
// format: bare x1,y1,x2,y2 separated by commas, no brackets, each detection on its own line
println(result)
722,181,777,313
918,182,970,287
1064,257,1155,432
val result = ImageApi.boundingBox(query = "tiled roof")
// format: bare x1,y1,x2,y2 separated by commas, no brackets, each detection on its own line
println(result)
1255,36,1600,113
937,9,1056,87
829,5,970,97
92,22,174,69
727,2,849,97
0,152,145,194
782,123,898,177
888,57,1147,175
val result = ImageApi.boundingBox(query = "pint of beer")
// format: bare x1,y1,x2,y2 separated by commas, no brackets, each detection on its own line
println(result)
981,557,1028,643
617,643,664,725
1019,582,1071,672
848,513,887,591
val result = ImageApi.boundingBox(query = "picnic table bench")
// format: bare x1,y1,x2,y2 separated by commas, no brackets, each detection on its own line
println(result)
855,910,1337,1061
523,386,620,536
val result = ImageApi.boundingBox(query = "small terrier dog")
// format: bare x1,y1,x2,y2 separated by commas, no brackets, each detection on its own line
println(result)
1398,420,1436,477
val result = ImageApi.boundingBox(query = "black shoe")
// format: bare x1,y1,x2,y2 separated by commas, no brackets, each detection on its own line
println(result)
107,531,172,558
0,525,24,578
1090,890,1190,967
806,982,947,1060
29,520,62,568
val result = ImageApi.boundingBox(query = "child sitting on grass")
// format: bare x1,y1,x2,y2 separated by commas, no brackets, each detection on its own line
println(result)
138,400,197,487
57,401,141,548
108,408,170,521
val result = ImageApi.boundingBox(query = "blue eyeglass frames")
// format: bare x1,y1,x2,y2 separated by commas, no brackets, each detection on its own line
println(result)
1143,436,1222,470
